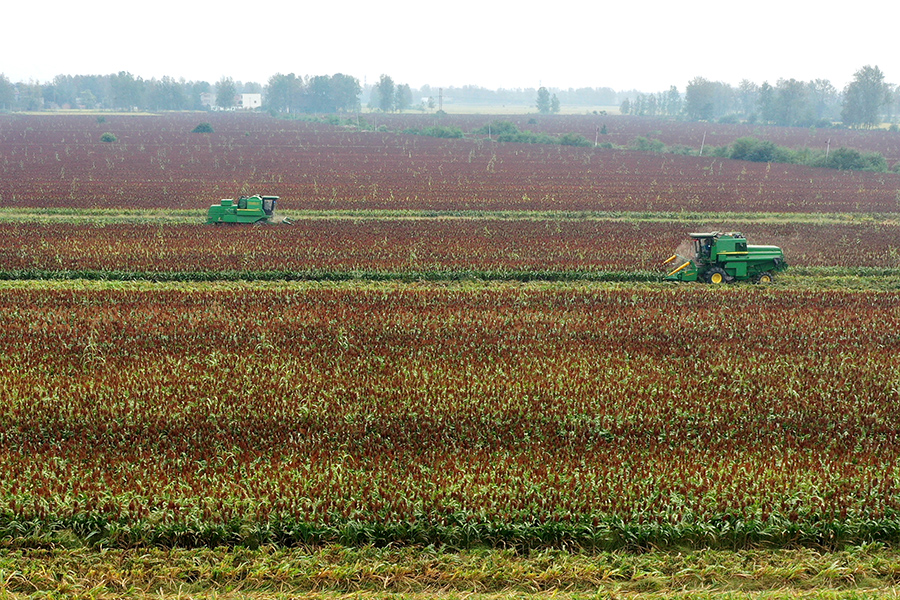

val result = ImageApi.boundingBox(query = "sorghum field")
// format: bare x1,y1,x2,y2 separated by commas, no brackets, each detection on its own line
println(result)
3,112,900,599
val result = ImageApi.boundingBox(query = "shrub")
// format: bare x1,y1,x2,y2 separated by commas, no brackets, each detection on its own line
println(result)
404,125,464,139
99,132,117,143
496,130,557,144
832,151,888,172
559,133,592,147
629,137,665,152
729,137,794,163
474,120,520,136
192,122,214,133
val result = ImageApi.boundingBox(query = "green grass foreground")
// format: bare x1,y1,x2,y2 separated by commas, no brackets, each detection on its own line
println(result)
3,544,900,598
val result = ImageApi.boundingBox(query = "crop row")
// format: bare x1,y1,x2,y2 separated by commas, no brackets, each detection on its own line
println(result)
1,220,899,278
2,283,900,548
2,114,898,213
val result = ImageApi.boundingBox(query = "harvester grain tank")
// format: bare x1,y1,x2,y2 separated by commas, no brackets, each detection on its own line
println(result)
206,194,282,224
663,231,786,283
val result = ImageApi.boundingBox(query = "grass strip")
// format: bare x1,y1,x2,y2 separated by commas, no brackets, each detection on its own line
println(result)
2,542,900,597
1,207,897,225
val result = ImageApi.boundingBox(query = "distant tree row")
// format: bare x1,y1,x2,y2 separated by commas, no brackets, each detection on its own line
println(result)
0,72,630,113
2,66,895,127
0,71,363,113
414,85,620,109
0,72,265,112
619,86,683,117
678,65,897,128
265,73,361,113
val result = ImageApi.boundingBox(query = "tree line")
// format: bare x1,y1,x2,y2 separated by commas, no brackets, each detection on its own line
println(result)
0,70,630,114
0,71,366,113
1,65,896,129
671,65,897,129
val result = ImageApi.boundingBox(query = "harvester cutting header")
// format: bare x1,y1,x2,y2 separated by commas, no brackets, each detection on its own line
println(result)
664,231,786,283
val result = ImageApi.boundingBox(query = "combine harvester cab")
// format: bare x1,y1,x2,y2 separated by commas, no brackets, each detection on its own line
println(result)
207,194,281,224
663,231,786,284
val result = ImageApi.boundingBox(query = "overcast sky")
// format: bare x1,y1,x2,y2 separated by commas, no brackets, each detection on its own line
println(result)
7,0,897,92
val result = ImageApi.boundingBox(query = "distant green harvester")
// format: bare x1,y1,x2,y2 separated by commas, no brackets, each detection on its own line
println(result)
664,231,787,283
207,194,280,224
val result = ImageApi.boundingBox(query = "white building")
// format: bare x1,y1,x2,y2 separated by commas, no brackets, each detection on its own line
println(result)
239,93,262,110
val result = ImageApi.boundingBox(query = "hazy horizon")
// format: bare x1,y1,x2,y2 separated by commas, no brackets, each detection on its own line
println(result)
7,0,898,94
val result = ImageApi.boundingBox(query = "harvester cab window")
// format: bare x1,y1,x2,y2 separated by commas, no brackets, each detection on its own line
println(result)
263,197,275,215
695,238,713,258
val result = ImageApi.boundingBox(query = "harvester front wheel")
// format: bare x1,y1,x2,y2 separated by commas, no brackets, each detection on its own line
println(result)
705,267,728,284
754,272,774,284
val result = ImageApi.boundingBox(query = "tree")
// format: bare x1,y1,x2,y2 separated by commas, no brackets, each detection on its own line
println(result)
772,78,812,126
550,93,560,114
619,98,631,115
0,74,15,110
265,73,302,113
536,87,551,114
736,80,758,118
190,80,211,111
110,71,144,110
307,75,335,112
17,82,43,111
148,76,188,111
757,82,775,123
684,77,716,120
47,74,78,107
395,83,412,112
216,76,236,110
330,73,361,112
372,74,395,112
664,86,681,116
684,77,734,121
78,89,98,109
842,65,891,129
808,79,839,122
645,93,657,116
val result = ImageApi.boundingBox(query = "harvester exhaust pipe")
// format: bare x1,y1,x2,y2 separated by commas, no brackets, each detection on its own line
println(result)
667,261,692,277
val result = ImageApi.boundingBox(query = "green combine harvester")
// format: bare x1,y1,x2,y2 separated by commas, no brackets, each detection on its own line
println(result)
206,194,289,224
664,231,786,283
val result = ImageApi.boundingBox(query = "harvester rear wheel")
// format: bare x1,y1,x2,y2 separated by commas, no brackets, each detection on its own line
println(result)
705,267,728,284
754,272,774,284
